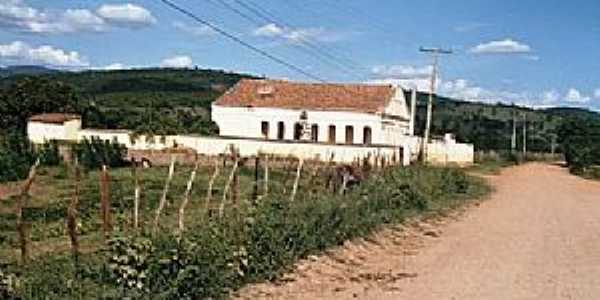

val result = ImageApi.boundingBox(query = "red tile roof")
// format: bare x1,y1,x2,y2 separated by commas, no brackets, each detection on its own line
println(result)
214,79,395,114
29,113,81,124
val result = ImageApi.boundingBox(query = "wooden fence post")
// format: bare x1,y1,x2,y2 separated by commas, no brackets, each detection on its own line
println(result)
205,159,220,218
263,154,269,196
100,164,112,240
178,157,199,236
153,155,176,234
282,158,294,194
251,156,260,203
131,159,141,231
289,158,304,202
219,155,239,219
67,160,80,264
233,158,240,209
16,158,40,265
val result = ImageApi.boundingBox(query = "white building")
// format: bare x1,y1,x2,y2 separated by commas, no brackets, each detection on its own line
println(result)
212,79,417,147
27,113,82,144
25,79,473,166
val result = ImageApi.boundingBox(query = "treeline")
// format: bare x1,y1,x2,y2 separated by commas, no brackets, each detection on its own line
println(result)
410,93,562,152
558,115,600,176
2,68,600,157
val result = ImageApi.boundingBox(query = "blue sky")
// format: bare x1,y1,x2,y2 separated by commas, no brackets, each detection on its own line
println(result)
1,0,599,109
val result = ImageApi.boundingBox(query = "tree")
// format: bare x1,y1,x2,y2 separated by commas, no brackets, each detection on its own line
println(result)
557,117,600,172
0,77,83,133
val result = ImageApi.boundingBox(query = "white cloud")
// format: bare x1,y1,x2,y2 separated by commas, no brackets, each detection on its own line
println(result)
0,1,155,33
565,88,590,103
160,55,193,69
62,9,106,32
96,3,156,28
368,64,434,91
542,90,560,105
470,39,532,54
371,65,432,79
173,21,214,37
102,63,126,70
0,41,88,67
366,78,433,92
253,23,336,44
594,88,600,99
253,23,284,37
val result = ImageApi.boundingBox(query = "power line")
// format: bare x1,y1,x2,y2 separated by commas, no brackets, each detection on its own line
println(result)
207,0,357,77
233,0,367,75
158,0,327,83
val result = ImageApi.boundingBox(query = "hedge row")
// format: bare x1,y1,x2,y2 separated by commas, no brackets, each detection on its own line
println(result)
2,166,488,299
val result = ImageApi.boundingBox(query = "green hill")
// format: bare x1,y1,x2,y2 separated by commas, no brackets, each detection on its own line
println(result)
1,67,598,152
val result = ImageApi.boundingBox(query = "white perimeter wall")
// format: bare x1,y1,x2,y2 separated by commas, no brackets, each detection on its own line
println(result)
427,142,474,166
77,129,406,164
212,105,410,146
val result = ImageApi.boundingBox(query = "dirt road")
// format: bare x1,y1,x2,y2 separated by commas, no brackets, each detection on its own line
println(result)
237,163,600,300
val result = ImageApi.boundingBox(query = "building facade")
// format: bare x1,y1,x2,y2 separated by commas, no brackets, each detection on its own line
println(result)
27,113,82,144
212,79,415,147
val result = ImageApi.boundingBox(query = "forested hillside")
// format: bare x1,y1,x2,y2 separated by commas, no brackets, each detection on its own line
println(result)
0,68,256,136
1,67,599,152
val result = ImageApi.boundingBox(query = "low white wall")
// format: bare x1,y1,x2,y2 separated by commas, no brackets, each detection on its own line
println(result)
78,129,405,164
77,129,473,166
427,142,474,166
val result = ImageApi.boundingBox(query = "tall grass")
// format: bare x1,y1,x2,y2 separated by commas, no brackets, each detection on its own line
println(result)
1,165,488,299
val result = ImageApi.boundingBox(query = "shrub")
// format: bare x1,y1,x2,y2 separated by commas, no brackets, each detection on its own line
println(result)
9,166,488,299
72,137,127,170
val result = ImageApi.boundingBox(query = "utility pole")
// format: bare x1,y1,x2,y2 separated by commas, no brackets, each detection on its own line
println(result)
419,47,452,163
522,112,527,156
511,107,517,153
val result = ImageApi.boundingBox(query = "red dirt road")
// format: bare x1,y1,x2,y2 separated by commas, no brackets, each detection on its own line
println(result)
236,163,600,299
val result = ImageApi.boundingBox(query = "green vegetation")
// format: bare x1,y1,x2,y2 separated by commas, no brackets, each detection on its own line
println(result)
557,115,600,178
0,161,488,299
1,67,599,154
1,68,256,136
0,134,61,182
72,137,128,169
410,93,565,152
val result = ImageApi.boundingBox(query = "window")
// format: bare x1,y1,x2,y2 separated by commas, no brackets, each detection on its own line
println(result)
345,126,354,144
311,124,319,142
363,126,372,145
328,125,336,144
294,123,303,140
261,121,269,139
277,122,285,140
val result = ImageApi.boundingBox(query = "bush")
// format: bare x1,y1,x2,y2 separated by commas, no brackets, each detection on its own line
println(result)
0,134,62,182
9,166,488,299
72,137,127,170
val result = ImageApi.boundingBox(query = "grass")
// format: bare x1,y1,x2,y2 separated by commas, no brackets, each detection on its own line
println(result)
0,162,489,299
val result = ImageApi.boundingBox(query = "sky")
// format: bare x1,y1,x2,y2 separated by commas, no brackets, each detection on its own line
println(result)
0,0,599,109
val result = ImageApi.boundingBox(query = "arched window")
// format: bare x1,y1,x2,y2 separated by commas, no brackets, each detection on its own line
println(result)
345,126,354,144
328,125,336,144
294,123,303,140
277,121,285,140
261,121,269,139
311,124,319,142
363,126,372,145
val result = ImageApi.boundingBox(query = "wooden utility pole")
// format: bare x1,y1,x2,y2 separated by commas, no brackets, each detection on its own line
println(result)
511,108,517,153
522,113,527,155
419,47,452,163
